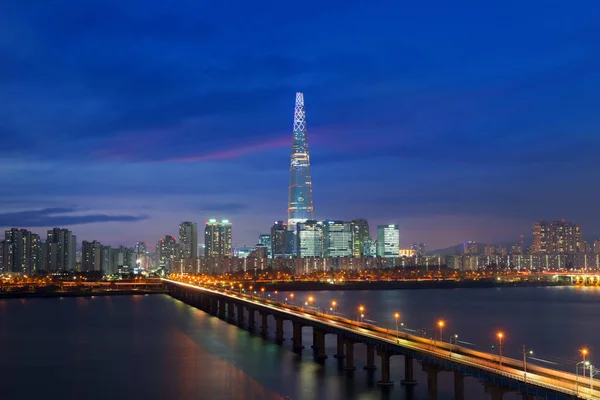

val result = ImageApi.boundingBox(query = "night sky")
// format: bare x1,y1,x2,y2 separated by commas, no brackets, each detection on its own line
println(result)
2,1,600,250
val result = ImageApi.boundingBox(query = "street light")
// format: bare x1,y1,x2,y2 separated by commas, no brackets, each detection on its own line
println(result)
437,320,445,342
290,293,295,304
497,332,504,366
582,348,589,376
523,345,533,382
274,290,278,302
331,300,337,314
453,334,459,345
359,305,365,322
261,287,265,298
394,313,400,338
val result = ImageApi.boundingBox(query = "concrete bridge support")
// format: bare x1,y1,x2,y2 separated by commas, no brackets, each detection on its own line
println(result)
313,330,327,360
401,356,417,385
275,317,284,344
227,302,235,321
364,344,377,370
292,321,304,352
218,300,226,319
484,383,511,400
376,349,393,386
334,335,345,359
520,393,533,400
248,308,255,332
344,340,356,371
210,298,218,316
236,303,244,326
260,312,268,337
422,364,441,400
453,371,465,400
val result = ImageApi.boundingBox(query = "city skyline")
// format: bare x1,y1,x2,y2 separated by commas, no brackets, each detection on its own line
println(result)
2,1,600,249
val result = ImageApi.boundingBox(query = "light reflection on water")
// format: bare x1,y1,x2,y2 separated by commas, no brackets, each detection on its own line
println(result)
0,287,598,400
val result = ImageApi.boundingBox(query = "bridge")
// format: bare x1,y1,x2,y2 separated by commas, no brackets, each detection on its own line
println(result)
163,278,600,400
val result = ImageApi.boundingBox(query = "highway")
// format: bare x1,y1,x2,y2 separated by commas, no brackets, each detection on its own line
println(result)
165,278,600,399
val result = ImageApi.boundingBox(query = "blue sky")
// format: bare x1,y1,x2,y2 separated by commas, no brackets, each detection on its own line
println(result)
1,0,600,250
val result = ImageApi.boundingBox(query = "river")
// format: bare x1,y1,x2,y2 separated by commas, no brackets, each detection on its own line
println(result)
1,286,598,399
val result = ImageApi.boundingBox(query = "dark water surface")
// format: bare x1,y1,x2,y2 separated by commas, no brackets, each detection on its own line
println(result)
1,286,599,400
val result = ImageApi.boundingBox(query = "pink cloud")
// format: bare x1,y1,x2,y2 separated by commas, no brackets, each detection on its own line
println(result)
167,136,292,163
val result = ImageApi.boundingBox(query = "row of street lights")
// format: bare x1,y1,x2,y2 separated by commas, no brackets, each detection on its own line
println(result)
235,285,596,390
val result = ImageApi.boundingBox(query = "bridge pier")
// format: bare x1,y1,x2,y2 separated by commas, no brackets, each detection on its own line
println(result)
236,303,244,326
376,349,393,385
344,340,356,370
454,371,465,400
484,383,511,400
364,344,377,370
227,302,235,322
334,335,345,359
401,356,417,385
248,308,255,332
313,330,327,360
292,321,304,352
422,364,441,400
275,317,284,344
260,312,268,337
519,393,533,400
210,298,218,315
218,300,226,319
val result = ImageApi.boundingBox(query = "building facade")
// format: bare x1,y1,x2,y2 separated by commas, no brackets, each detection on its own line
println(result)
178,221,198,259
45,228,76,271
297,220,324,258
377,225,400,258
351,219,370,257
204,219,232,258
324,220,353,257
270,221,288,258
2,228,41,274
82,240,102,272
532,220,581,254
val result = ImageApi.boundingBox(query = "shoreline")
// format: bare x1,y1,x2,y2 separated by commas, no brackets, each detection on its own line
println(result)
0,289,168,300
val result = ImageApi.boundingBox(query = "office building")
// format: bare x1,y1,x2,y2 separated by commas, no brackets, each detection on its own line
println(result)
363,237,377,257
204,219,232,257
351,219,370,257
297,220,324,258
287,92,314,230
377,225,400,258
270,221,288,258
324,220,353,257
179,221,198,259
410,243,426,256
258,234,272,257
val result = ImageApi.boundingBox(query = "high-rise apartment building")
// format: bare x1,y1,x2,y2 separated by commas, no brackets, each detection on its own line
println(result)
157,235,177,270
270,221,288,258
2,228,41,274
288,92,314,230
297,220,324,258
377,225,400,258
594,239,600,254
178,221,198,259
45,228,76,271
82,240,102,272
410,243,426,256
324,220,353,257
204,219,232,257
532,220,581,254
351,219,370,257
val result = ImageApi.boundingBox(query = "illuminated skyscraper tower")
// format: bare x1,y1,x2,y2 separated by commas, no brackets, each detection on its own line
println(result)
287,92,314,231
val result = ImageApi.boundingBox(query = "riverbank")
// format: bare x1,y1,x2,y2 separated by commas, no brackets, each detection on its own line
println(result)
258,279,566,292
0,289,168,299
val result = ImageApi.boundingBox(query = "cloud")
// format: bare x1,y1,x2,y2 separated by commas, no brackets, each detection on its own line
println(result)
198,203,249,214
0,208,148,228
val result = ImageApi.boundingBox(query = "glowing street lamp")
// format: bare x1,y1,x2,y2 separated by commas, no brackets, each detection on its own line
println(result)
394,313,400,338
522,345,533,382
290,293,295,304
437,320,445,342
261,287,265,298
497,332,504,366
274,290,278,302
359,305,365,322
331,300,337,314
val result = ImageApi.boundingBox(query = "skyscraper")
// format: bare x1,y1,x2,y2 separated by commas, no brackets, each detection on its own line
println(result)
3,228,41,274
204,219,232,257
324,220,353,257
46,228,76,271
178,222,198,259
258,234,272,257
296,220,324,258
532,220,581,254
270,221,288,258
157,235,177,270
287,92,314,231
377,225,400,258
82,240,102,272
351,219,370,257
